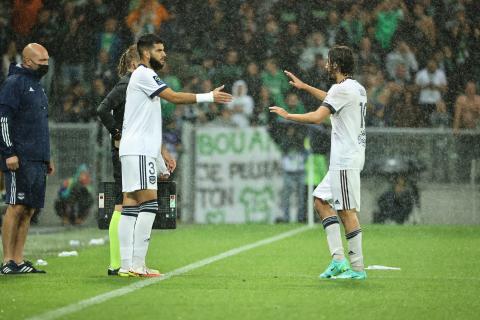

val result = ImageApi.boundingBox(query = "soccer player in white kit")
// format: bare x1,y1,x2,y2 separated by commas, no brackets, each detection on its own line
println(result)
270,46,367,279
118,34,232,277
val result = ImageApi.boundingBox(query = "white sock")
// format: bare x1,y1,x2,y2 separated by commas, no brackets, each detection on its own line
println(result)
346,228,364,271
132,200,158,270
118,206,139,270
321,216,345,261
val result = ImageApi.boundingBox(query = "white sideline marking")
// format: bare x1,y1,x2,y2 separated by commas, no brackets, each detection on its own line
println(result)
27,226,313,320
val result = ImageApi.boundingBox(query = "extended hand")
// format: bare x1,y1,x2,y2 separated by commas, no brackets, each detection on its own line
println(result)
166,158,176,173
284,70,306,90
6,156,19,171
212,85,233,103
269,106,289,119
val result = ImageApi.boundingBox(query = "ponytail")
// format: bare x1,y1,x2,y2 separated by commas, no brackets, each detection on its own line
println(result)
117,45,139,77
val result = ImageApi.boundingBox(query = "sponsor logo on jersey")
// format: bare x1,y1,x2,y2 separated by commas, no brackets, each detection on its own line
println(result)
153,75,163,85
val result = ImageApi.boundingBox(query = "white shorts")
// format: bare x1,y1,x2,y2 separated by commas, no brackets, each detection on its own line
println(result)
120,155,158,192
313,169,361,212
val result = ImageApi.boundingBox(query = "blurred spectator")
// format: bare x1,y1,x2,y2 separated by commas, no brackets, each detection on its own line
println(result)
273,0,301,26
298,32,329,72
261,58,290,108
243,62,261,105
374,0,406,52
415,59,448,126
160,63,183,121
253,86,273,126
126,0,170,41
392,87,421,127
411,3,437,65
366,70,392,127
324,10,343,47
340,4,365,49
280,22,304,69
54,164,93,226
30,8,59,56
453,81,480,181
357,37,381,78
58,82,90,122
11,0,43,39
0,0,477,134
226,80,254,127
373,175,416,224
30,7,59,95
284,92,305,116
84,0,110,34
0,8,12,59
58,2,90,88
1,41,21,79
89,77,106,113
385,40,418,82
453,81,480,132
305,54,329,92
261,14,281,59
238,2,257,33
97,17,122,63
94,49,116,89
277,125,306,223
163,118,182,163
214,50,243,92
445,6,471,75
239,30,265,63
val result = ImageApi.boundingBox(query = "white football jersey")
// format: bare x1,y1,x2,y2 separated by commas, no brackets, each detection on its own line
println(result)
322,78,367,170
119,65,168,158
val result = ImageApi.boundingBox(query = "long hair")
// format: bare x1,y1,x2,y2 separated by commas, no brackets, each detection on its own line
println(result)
117,45,139,77
328,45,355,76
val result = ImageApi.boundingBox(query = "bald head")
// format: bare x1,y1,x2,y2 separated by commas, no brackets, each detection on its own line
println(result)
22,43,49,71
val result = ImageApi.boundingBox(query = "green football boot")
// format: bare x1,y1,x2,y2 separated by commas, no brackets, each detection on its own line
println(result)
334,269,367,280
319,259,350,279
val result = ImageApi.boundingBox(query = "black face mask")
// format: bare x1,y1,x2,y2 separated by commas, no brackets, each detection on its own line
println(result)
35,64,49,78
150,57,164,71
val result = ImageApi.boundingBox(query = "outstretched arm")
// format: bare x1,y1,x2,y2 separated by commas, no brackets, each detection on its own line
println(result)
159,85,232,105
284,70,328,101
269,105,331,125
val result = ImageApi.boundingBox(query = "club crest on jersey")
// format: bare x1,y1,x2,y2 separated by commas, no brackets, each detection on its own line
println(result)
149,175,156,184
153,75,163,85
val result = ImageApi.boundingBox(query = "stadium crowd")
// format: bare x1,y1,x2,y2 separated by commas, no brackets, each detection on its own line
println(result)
1,0,479,130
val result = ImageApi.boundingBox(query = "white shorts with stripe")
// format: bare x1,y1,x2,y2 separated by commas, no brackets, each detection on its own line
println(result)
312,169,361,212
120,155,158,192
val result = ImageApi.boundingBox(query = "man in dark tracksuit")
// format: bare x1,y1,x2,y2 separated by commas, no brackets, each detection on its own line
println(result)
0,43,54,274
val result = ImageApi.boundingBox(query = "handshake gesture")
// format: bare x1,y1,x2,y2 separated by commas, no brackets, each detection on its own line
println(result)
212,85,232,104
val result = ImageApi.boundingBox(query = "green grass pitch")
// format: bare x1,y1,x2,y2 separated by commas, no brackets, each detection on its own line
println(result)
1,224,479,320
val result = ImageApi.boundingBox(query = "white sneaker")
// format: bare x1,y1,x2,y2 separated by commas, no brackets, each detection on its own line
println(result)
131,266,163,277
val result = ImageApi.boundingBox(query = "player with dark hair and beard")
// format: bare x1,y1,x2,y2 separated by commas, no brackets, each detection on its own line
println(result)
270,45,367,280
118,34,232,277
